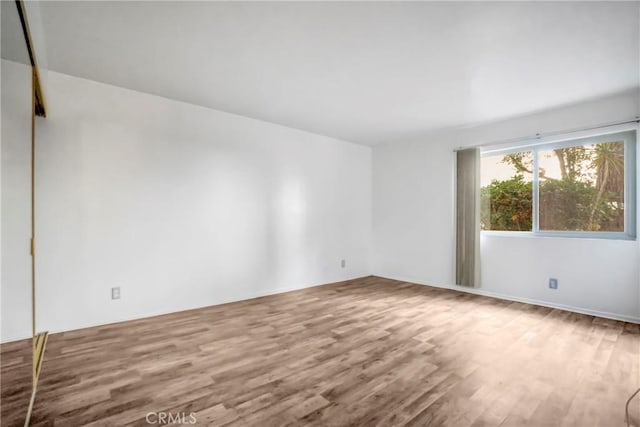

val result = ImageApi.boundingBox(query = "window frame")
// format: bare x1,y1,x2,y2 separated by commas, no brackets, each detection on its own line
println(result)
480,126,637,240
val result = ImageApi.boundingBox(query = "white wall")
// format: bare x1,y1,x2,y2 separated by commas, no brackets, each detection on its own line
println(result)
6,66,638,341
373,90,640,322
1,59,33,342
32,71,372,337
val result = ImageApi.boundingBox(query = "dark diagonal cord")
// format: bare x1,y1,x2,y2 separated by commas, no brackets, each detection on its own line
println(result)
626,387,640,427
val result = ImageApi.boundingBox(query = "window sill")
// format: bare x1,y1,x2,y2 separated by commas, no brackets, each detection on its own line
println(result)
481,230,637,241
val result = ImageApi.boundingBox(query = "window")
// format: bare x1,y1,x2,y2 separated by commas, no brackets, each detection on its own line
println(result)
480,129,637,239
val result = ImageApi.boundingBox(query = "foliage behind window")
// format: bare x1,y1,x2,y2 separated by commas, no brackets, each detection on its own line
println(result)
481,175,532,231
480,131,634,235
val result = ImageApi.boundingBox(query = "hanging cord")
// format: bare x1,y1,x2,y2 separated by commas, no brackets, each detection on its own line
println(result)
626,387,640,427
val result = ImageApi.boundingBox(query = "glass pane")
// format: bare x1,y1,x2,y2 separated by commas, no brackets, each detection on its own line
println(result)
1,1,31,65
1,0,34,420
539,139,625,232
2,3,33,339
480,151,533,231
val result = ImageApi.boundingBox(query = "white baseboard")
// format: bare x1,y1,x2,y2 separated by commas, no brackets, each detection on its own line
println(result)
0,331,32,344
8,274,370,342
374,273,640,324
4,272,635,345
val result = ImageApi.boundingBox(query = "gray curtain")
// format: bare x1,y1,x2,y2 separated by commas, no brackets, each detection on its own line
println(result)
456,148,480,287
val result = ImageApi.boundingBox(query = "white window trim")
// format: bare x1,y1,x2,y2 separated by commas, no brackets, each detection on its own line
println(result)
481,125,638,240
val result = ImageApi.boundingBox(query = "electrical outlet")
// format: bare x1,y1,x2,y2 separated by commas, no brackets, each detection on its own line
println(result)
341,259,346,268
548,278,558,290
111,287,121,300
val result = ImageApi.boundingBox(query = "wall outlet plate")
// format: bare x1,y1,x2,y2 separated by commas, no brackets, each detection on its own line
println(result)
111,287,121,299
549,278,558,290
341,259,346,268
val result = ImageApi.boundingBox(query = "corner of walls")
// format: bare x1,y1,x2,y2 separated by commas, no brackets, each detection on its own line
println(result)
372,90,640,323
17,70,376,339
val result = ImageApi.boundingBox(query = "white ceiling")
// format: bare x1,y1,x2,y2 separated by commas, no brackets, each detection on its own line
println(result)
37,1,640,145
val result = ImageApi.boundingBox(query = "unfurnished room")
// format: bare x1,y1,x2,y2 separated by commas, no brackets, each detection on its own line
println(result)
1,1,639,426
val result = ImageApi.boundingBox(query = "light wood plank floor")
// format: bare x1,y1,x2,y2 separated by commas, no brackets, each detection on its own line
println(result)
1,338,32,426
2,276,639,426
